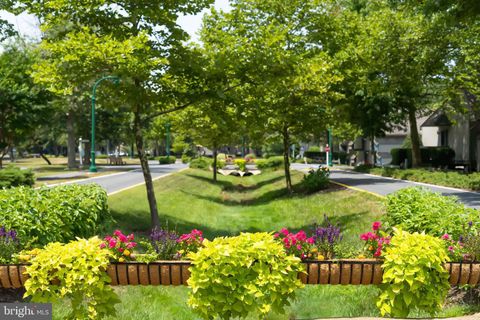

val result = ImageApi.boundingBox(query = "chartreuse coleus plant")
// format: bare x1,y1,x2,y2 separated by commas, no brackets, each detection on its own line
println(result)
188,232,304,319
377,230,450,318
24,237,120,319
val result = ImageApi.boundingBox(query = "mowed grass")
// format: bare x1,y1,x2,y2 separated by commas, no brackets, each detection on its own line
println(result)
108,169,384,244
52,169,477,319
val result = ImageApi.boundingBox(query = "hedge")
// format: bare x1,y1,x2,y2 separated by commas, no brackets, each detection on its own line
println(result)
390,147,455,168
303,151,348,164
158,156,176,164
0,166,35,188
256,156,284,170
0,184,111,246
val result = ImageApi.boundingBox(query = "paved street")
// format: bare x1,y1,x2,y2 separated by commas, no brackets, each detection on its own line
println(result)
47,162,187,194
291,164,480,209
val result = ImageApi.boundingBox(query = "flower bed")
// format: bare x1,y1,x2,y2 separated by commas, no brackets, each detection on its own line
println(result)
2,261,480,288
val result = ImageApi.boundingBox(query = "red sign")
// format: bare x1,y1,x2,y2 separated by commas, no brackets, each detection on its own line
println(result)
325,146,330,152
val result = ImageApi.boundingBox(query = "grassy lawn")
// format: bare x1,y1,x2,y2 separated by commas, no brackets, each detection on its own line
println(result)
108,169,383,244
53,169,478,319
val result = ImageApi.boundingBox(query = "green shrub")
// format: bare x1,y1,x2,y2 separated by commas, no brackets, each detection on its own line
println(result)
189,157,211,170
245,153,256,159
0,165,35,188
377,230,450,318
301,167,330,193
384,187,478,238
181,154,191,164
188,232,304,319
158,156,176,164
307,146,320,152
0,184,111,246
96,154,109,159
25,237,120,319
234,159,247,171
256,156,284,170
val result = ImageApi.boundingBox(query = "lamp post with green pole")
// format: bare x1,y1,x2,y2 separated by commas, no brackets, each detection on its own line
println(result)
89,76,120,173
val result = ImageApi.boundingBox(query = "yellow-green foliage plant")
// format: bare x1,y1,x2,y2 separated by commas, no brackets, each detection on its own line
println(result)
188,232,304,319
24,237,120,319
377,230,450,318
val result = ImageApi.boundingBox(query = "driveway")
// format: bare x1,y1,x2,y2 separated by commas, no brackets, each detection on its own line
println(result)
291,164,480,209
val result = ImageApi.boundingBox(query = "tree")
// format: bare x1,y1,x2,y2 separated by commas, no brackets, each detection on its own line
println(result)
337,1,451,167
5,0,214,228
0,43,51,167
0,19,16,41
201,0,342,191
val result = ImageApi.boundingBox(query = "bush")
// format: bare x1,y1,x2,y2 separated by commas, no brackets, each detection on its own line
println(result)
245,153,256,159
0,184,111,246
181,154,191,164
188,233,304,319
383,187,478,238
307,146,320,152
96,154,109,159
0,165,35,188
189,157,211,170
377,230,450,318
256,156,284,170
301,167,330,193
234,159,247,171
158,156,176,164
25,237,120,319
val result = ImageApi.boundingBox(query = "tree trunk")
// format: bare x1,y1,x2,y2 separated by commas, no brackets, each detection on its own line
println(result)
282,126,292,192
40,152,51,165
66,111,77,169
212,144,218,183
134,110,160,228
9,147,15,163
408,107,422,168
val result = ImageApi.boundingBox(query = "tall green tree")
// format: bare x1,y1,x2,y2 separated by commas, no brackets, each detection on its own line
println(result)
202,0,342,191
0,43,51,167
5,0,214,228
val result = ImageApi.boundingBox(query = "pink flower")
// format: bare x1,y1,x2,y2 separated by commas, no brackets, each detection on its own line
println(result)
126,242,137,249
119,234,128,243
448,246,454,252
104,236,112,241
280,228,289,236
274,233,279,238
307,237,314,244
296,245,302,250
374,248,382,257
127,234,134,241
372,221,381,231
113,230,123,237
360,233,369,241
442,234,450,240
296,230,307,241
118,247,124,253
99,243,106,249
109,239,117,248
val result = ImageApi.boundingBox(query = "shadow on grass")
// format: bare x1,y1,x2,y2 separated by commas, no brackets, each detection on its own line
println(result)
181,182,346,207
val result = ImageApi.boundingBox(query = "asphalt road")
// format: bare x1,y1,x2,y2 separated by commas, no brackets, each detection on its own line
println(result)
291,164,480,209
52,162,187,195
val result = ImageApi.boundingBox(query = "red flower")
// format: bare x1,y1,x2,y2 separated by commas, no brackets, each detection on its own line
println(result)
372,221,381,231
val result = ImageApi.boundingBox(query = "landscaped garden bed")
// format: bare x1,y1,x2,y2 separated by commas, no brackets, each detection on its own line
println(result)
2,171,480,319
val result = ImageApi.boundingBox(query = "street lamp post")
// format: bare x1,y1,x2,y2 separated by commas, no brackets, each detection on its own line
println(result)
90,76,120,173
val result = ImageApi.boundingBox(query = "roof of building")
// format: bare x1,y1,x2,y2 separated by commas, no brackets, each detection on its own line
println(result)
421,110,452,127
